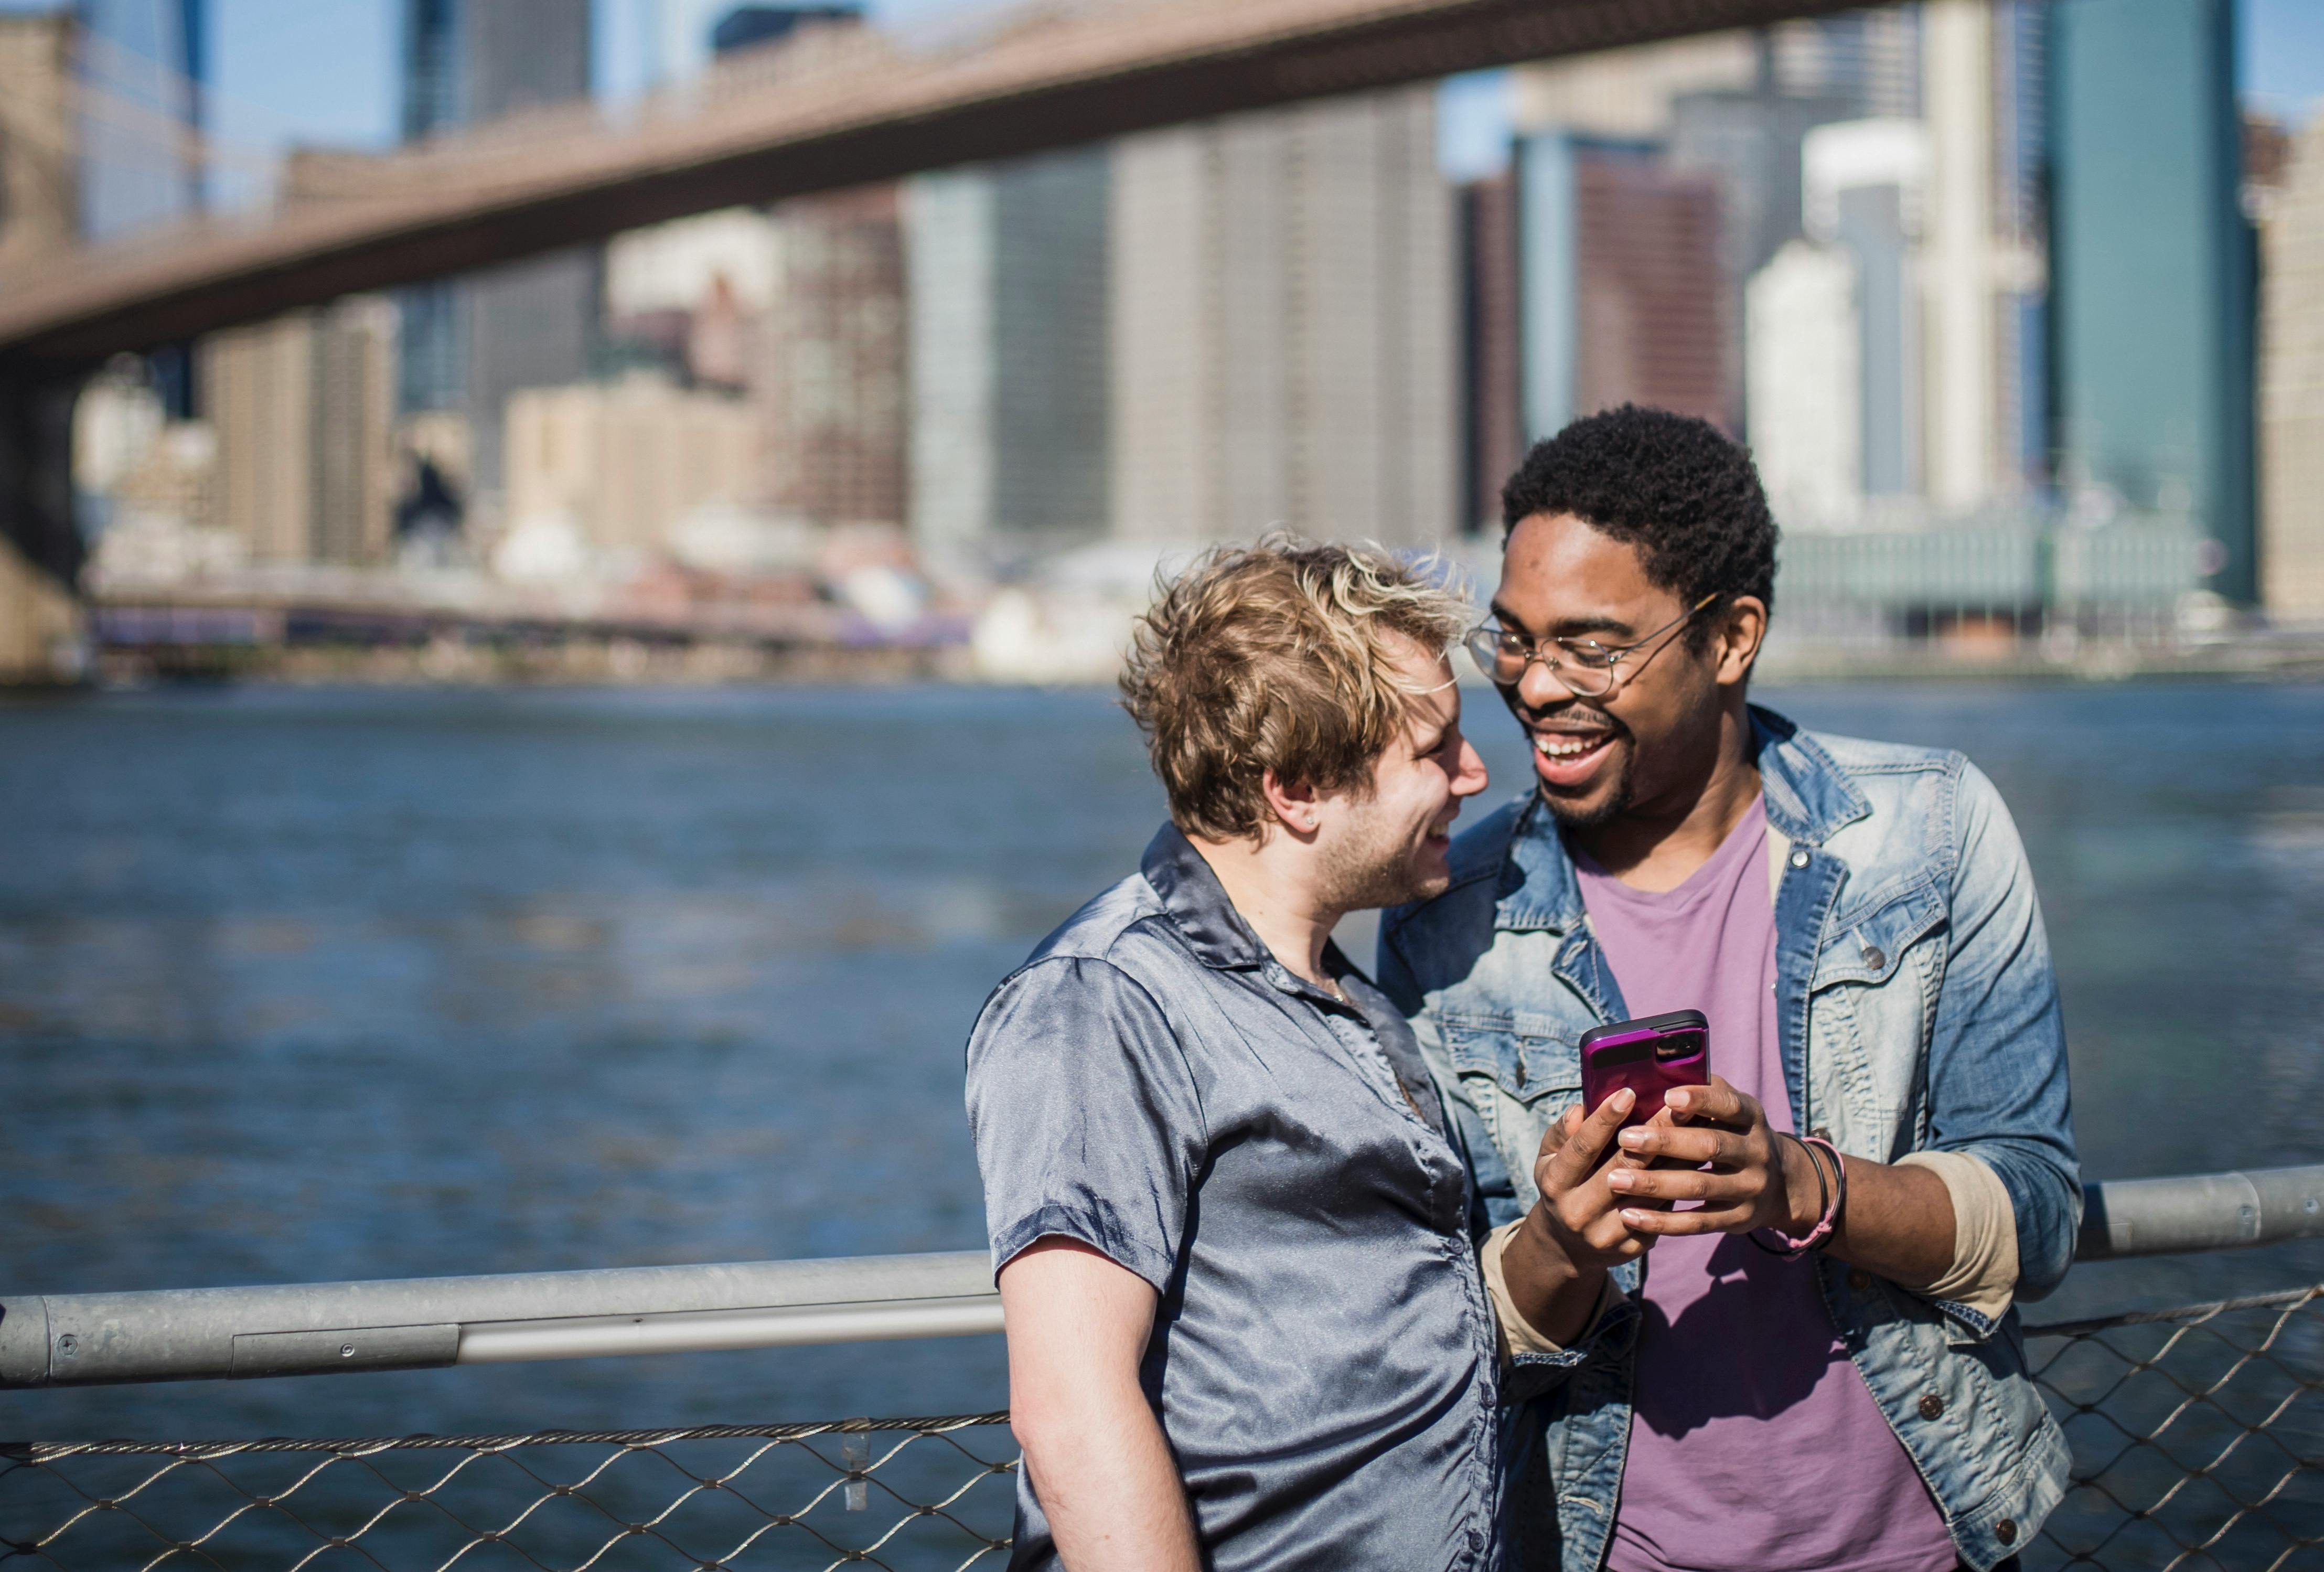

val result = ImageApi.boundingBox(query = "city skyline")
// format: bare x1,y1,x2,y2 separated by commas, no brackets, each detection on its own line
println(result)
5,0,2322,192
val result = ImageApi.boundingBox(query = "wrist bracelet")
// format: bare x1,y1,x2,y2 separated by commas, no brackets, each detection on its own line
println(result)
1750,1133,1845,1259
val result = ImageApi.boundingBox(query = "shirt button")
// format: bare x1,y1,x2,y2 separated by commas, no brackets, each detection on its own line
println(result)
1996,1518,2018,1545
1918,1393,1946,1421
1861,943,1886,970
1789,848,1811,869
1848,1268,1873,1291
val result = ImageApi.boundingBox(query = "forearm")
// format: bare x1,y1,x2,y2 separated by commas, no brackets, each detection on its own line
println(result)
1497,1205,1614,1346
1790,1143,1956,1291
1018,1389,1200,1572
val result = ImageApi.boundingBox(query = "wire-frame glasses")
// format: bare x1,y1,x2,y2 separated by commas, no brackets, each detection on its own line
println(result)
1462,595,1717,698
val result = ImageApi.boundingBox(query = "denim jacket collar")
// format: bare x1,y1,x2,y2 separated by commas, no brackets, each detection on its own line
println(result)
1751,704,1871,847
1491,703,1870,936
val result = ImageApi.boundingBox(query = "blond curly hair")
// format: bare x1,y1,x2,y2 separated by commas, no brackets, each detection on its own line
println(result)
1120,535,1472,842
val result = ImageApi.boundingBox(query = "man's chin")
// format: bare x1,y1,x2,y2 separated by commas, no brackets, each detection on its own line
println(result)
1537,785,1620,831
1536,759,1631,831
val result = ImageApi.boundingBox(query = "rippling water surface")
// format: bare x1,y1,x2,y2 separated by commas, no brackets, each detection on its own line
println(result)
3,679,2321,1446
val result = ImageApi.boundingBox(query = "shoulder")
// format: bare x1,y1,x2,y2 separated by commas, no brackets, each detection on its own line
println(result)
1791,725,2025,899
970,872,1196,1044
1797,725,1964,781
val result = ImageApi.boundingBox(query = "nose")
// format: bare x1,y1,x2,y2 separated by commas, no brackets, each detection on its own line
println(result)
1451,739,1489,799
1513,655,1569,713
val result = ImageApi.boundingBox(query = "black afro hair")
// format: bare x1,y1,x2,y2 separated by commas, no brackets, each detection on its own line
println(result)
1500,405,1779,635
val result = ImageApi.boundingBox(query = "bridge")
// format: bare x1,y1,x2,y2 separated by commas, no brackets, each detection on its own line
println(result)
0,0,1852,637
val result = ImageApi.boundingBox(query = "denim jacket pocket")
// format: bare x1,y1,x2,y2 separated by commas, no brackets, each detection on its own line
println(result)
1437,1015,1582,1105
1811,874,1947,991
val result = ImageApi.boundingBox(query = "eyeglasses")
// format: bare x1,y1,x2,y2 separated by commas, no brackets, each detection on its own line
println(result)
1462,595,1718,699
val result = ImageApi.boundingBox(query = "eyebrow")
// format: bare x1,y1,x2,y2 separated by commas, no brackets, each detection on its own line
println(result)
1487,601,1637,640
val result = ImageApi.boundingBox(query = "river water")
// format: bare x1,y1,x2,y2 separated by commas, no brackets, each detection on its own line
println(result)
3,679,2322,1448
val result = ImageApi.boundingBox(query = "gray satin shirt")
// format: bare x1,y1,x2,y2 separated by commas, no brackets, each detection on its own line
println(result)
966,825,1502,1572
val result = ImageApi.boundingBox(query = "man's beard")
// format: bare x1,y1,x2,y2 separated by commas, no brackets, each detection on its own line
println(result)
1314,806,1442,912
1535,739,1635,832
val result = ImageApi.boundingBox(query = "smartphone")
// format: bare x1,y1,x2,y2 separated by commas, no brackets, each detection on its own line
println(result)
1579,1010,1709,1128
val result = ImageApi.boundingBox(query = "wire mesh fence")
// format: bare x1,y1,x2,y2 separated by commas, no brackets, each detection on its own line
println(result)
5,1288,2321,1571
0,1414,1015,1572
2026,1286,2324,1571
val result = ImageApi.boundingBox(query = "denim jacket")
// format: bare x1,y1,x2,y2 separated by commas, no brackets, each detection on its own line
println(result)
1379,706,2080,1572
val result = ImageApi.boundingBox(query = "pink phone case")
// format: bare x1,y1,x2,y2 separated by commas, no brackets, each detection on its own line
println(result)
1579,1010,1709,1127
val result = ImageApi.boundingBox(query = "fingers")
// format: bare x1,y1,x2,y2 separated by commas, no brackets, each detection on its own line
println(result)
1544,1087,1635,1192
1616,1121,1750,1169
1605,1163,1759,1208
1664,1075,1753,1128
1615,1204,1753,1236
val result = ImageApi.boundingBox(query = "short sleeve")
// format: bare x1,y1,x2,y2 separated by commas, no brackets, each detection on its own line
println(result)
964,956,1206,1293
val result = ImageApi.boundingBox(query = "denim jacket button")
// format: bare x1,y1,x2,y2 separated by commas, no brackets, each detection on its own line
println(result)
1918,1393,1946,1421
1848,1268,1873,1291
1996,1518,2018,1545
1861,943,1886,970
1812,1126,1832,1142
1789,848,1811,869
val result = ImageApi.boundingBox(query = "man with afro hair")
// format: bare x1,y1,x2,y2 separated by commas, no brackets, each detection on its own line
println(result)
1381,405,2079,1572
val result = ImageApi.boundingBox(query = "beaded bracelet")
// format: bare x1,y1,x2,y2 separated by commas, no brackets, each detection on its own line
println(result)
1750,1133,1846,1259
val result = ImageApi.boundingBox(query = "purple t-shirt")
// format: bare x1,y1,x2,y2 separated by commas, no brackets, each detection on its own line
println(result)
1576,797,1957,1572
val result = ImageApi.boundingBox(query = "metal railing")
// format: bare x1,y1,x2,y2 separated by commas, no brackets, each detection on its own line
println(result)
8,1166,2321,1392
6,1165,2324,1569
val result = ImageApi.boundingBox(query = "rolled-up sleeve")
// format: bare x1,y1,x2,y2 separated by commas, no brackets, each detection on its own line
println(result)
965,956,1207,1293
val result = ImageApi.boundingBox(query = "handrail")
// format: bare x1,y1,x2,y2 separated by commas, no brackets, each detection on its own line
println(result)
2073,1163,2324,1260
6,1164,2322,1391
0,1250,1000,1389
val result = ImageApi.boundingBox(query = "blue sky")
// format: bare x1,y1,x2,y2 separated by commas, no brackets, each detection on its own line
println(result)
11,0,2324,172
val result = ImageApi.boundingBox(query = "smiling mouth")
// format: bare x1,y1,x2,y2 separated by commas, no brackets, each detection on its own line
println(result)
1529,726,1619,784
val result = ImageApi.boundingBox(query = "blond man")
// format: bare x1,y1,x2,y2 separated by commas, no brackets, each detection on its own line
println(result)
965,538,1502,1572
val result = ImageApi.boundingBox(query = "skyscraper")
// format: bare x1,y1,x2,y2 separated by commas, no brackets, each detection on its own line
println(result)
76,0,204,414
2260,114,2324,622
1515,131,1727,442
2050,0,2254,602
395,0,598,508
73,0,202,241
1461,170,1523,531
204,299,398,567
1508,18,1921,441
753,185,907,528
0,13,78,270
1109,87,1456,546
907,147,1110,563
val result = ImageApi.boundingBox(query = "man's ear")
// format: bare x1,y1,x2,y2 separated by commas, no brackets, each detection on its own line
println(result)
1714,596,1769,686
1259,768,1323,839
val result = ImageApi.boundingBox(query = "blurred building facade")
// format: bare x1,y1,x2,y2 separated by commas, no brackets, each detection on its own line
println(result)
1461,169,1523,529
73,0,202,242
2050,0,2254,603
1109,87,1457,546
1514,132,1726,442
907,148,1111,564
753,186,907,529
2261,113,2324,624
0,12,85,679
203,298,399,567
0,12,79,270
504,379,757,563
396,0,599,509
1505,5,2049,523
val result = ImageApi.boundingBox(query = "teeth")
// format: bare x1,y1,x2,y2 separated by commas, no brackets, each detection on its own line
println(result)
1535,734,1605,758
